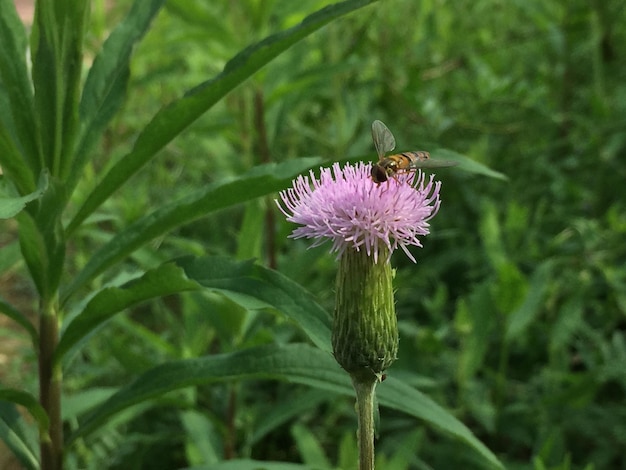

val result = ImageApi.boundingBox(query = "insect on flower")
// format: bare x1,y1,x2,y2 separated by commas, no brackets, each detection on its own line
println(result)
370,120,457,184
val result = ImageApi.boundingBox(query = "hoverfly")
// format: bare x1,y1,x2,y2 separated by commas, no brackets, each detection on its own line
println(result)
370,120,457,184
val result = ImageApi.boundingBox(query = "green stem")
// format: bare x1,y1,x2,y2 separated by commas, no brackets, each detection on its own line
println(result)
352,377,377,470
39,300,62,470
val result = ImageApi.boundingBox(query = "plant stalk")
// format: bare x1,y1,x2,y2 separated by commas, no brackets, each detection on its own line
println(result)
252,88,277,270
352,377,377,470
39,301,62,470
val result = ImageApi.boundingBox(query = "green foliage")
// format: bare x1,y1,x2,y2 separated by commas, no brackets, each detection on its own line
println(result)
1,0,624,468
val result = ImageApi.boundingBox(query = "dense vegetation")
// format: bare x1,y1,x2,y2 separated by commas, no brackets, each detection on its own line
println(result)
1,0,624,469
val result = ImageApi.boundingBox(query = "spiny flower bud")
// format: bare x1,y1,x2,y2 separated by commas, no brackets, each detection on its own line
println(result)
332,246,397,381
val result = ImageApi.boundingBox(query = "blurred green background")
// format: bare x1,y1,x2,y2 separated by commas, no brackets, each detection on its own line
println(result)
4,0,626,468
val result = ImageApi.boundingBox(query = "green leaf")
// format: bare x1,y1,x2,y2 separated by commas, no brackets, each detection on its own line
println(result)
0,0,41,175
177,256,332,351
0,295,37,347
456,282,496,384
62,387,118,421
66,344,501,468
0,116,37,196
13,173,66,299
236,199,265,260
16,210,48,296
61,157,322,303
505,260,555,342
65,344,344,444
378,378,503,469
31,1,89,176
68,0,166,192
180,410,221,466
181,460,317,470
55,262,201,366
0,388,49,434
0,401,38,470
66,0,380,233
0,171,48,219
292,423,332,468
249,389,331,446
433,148,509,181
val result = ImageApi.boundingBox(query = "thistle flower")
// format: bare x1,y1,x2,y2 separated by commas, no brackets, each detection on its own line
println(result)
276,162,441,263
277,161,444,470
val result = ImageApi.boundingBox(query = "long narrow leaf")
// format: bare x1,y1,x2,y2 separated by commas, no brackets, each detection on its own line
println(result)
505,260,555,341
31,1,88,176
66,344,502,468
68,0,166,192
0,0,41,175
65,344,345,444
0,296,37,347
177,256,331,351
0,170,48,219
180,461,315,470
66,0,379,234
16,210,48,297
55,262,201,366
59,253,331,365
0,389,49,434
0,112,37,195
434,148,509,181
61,157,322,303
0,401,38,470
378,378,503,469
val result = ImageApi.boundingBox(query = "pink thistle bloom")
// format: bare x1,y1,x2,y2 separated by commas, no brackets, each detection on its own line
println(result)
276,162,441,263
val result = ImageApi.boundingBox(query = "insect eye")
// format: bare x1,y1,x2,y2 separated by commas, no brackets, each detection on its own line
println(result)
371,165,388,183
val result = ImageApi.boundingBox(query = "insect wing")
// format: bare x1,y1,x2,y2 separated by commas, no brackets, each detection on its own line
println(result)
410,158,458,169
371,120,396,159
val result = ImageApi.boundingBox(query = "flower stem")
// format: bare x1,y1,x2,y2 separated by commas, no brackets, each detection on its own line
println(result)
352,376,378,470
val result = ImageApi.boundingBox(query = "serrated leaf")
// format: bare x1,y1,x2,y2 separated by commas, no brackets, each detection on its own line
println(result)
434,148,508,181
55,262,201,366
67,0,380,233
61,157,322,303
177,256,331,351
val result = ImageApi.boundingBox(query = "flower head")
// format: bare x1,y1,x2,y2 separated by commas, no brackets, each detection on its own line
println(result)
276,162,441,262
